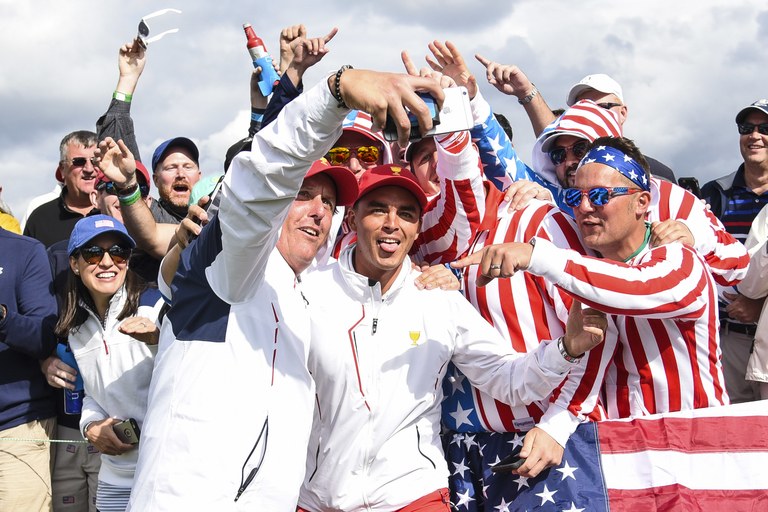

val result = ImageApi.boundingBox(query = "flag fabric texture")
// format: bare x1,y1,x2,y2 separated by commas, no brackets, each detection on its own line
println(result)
445,400,768,511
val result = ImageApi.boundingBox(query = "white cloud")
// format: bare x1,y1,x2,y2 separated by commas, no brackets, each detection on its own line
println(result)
2,0,767,217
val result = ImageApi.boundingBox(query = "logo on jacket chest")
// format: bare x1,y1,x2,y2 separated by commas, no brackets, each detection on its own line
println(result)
409,331,421,346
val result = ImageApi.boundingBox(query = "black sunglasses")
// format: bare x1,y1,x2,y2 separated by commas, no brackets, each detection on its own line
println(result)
549,140,590,166
563,186,642,208
737,122,768,136
77,245,132,265
69,157,99,168
596,102,623,110
96,181,149,197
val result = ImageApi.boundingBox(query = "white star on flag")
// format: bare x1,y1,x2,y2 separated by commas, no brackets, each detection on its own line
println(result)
463,433,477,450
513,474,530,490
596,146,606,150
450,433,464,446
493,497,512,512
455,489,475,508
556,460,578,480
507,433,524,450
602,153,615,162
623,155,633,162
536,484,557,505
450,403,474,428
628,170,638,181
562,502,585,512
452,458,469,478
449,372,466,395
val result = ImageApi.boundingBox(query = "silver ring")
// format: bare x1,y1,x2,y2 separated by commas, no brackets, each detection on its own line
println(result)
489,264,501,270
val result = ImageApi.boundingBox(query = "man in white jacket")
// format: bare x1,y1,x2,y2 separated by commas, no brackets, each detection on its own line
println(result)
128,69,447,511
298,164,607,511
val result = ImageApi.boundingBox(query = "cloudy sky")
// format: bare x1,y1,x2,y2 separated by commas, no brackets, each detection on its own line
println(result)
2,0,767,220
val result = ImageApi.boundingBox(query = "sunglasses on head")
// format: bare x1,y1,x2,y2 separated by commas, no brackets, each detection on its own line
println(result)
325,145,380,165
549,140,590,165
563,186,643,208
96,181,149,197
737,122,768,136
596,102,623,110
70,157,99,168
77,245,132,265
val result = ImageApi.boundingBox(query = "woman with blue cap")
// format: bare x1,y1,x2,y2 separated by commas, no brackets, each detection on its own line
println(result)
54,214,164,512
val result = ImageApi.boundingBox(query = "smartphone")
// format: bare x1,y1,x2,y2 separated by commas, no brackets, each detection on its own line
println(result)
113,418,141,445
677,177,701,199
491,448,525,473
383,87,473,142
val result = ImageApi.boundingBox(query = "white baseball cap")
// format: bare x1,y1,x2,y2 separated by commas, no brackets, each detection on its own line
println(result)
566,74,624,106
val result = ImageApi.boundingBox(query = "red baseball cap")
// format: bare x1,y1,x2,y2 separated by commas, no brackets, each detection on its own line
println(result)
356,164,428,211
305,159,359,207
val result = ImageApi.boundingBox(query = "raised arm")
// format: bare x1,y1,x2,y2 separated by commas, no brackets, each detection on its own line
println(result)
96,38,147,160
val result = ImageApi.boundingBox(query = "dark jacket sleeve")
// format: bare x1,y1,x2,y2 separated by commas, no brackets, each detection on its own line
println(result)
701,180,724,220
261,73,304,129
96,98,142,163
0,239,58,358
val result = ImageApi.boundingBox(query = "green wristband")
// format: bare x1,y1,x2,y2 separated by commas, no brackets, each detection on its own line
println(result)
118,186,142,206
113,91,133,103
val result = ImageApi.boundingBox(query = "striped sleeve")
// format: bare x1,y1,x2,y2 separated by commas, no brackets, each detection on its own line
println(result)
653,179,749,286
527,239,712,320
413,132,485,264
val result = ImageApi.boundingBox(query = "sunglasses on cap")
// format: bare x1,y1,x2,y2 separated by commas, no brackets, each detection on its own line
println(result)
325,146,380,165
563,186,643,208
69,157,99,168
96,181,150,197
596,102,623,110
549,140,590,166
76,245,132,265
737,122,768,136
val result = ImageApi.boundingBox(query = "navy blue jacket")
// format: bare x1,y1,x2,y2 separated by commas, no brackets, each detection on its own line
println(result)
0,228,57,430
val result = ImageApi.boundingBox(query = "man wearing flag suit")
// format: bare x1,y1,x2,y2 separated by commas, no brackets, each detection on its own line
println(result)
454,136,737,472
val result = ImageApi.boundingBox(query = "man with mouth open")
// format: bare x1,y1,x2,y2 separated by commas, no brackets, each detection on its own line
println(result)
148,137,202,224
297,164,607,512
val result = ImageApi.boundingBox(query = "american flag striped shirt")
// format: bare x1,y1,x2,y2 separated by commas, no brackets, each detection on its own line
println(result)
531,238,729,446
442,187,591,433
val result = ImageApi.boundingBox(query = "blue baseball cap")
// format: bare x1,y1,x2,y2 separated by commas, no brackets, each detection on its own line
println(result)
67,215,136,256
151,137,200,173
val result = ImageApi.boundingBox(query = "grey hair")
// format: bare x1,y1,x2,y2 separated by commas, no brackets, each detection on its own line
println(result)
59,130,97,162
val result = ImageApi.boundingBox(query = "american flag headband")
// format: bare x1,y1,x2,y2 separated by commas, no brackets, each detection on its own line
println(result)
578,145,649,191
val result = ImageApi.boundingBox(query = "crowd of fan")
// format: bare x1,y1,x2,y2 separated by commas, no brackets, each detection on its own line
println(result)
1,22,767,512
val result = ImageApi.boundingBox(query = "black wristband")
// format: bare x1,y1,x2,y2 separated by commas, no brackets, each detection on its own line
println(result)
115,181,139,197
333,65,353,108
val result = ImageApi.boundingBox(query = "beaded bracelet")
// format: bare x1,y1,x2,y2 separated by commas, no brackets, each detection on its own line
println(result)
333,65,353,108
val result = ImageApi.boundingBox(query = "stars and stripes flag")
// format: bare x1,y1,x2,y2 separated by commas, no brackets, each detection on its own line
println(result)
446,400,768,511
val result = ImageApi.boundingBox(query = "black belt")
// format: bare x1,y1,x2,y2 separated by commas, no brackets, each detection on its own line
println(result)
723,321,757,336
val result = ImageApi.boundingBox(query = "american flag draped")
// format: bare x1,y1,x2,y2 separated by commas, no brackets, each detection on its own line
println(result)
445,400,768,511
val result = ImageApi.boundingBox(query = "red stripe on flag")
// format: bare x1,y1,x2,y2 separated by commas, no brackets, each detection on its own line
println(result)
608,485,768,512
599,415,768,454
